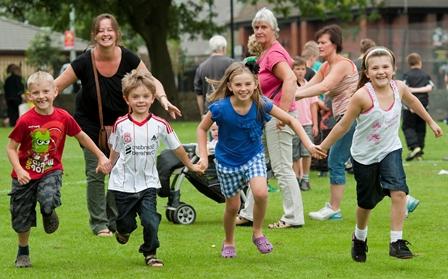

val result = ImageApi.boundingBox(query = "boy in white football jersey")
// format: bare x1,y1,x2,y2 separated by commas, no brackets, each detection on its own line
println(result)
107,70,202,267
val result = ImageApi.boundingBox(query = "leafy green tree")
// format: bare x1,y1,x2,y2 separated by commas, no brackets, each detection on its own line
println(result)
25,29,65,75
0,0,374,108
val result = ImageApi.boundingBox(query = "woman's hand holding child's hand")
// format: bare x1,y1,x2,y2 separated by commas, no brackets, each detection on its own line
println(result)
310,144,327,159
96,156,112,174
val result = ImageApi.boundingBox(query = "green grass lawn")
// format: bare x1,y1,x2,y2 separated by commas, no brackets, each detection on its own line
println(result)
0,122,447,278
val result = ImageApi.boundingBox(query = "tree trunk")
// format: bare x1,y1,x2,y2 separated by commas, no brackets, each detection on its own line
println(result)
121,0,177,118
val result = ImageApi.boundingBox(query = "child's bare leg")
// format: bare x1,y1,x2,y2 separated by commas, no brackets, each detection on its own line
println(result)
223,194,240,246
356,207,371,229
302,156,311,178
250,177,268,238
390,191,406,231
18,231,30,247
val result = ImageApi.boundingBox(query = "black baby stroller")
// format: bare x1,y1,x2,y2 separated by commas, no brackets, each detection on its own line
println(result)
157,144,225,225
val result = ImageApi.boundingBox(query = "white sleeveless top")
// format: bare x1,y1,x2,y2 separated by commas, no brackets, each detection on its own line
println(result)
350,81,402,165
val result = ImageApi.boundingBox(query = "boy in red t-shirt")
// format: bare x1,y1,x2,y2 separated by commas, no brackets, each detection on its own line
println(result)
6,71,110,268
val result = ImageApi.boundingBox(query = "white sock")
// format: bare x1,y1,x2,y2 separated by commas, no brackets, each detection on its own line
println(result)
390,230,403,243
354,225,368,241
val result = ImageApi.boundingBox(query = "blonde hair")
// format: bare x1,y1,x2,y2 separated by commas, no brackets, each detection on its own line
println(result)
247,34,263,57
27,71,54,89
122,69,156,98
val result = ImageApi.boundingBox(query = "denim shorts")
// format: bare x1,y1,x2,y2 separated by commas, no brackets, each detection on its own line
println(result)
292,125,313,161
353,149,409,209
328,122,356,185
9,170,63,233
216,152,267,198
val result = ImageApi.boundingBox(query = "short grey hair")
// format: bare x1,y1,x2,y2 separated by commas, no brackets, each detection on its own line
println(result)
209,35,227,53
252,7,279,36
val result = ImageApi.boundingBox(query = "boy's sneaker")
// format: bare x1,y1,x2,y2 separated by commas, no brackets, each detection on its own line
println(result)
42,210,59,234
351,234,368,262
405,147,422,161
389,239,414,259
308,202,342,221
406,195,420,214
15,255,31,268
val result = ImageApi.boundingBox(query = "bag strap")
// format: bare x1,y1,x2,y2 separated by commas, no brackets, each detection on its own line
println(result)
91,49,105,129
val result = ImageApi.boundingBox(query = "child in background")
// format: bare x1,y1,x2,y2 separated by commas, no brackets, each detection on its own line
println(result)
401,52,434,161
6,71,110,268
318,47,442,262
197,62,325,258
208,122,219,149
107,70,202,267
292,57,319,191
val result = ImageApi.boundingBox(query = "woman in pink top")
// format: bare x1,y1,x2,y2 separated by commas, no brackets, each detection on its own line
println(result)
236,7,305,229
295,25,358,221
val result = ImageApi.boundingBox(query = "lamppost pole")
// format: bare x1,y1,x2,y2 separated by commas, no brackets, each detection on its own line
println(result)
230,0,235,58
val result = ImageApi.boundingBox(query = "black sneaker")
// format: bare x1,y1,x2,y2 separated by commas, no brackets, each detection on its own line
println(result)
42,210,59,234
351,234,368,262
389,239,413,259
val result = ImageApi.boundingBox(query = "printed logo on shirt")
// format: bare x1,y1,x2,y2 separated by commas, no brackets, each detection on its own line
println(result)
125,145,132,155
151,135,157,141
123,132,132,144
26,128,54,173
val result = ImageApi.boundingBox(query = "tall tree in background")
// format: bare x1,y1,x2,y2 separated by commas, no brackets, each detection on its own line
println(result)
0,0,373,105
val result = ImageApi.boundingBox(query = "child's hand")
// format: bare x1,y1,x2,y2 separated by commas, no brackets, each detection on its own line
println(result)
188,163,205,175
16,168,31,185
197,158,208,173
430,122,444,138
312,124,319,137
96,156,112,174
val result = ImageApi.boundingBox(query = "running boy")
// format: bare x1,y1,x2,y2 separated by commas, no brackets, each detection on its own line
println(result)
197,62,325,258
318,47,442,262
402,52,434,161
107,70,202,267
292,57,319,191
6,71,110,268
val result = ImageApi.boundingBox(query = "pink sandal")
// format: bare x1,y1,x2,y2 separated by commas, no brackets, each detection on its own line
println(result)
253,235,273,254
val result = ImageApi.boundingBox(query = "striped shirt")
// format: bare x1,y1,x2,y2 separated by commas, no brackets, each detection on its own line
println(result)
108,113,181,193
319,58,358,117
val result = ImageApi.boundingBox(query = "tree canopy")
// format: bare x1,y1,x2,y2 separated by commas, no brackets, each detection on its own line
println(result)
0,0,374,113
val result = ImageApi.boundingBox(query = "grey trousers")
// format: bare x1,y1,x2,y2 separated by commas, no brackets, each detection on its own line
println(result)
83,148,117,234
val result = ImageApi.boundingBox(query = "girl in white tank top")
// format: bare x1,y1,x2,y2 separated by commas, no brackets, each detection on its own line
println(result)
316,47,442,262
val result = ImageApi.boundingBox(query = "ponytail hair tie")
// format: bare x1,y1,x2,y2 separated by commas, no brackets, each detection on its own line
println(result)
243,56,260,75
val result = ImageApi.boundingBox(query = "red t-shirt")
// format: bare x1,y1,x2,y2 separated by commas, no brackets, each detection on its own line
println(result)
9,108,82,180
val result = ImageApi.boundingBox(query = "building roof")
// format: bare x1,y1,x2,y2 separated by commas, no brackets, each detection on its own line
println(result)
0,17,89,52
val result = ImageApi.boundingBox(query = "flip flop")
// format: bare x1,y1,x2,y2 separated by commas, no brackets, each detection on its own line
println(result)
268,220,302,229
115,232,130,244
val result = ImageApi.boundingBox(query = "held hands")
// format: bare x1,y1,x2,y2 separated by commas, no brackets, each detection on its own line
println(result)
188,163,205,175
197,158,209,175
309,144,327,159
16,168,31,185
95,155,112,174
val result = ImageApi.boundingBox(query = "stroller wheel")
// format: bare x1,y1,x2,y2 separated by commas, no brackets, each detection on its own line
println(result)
165,209,175,222
173,204,196,225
